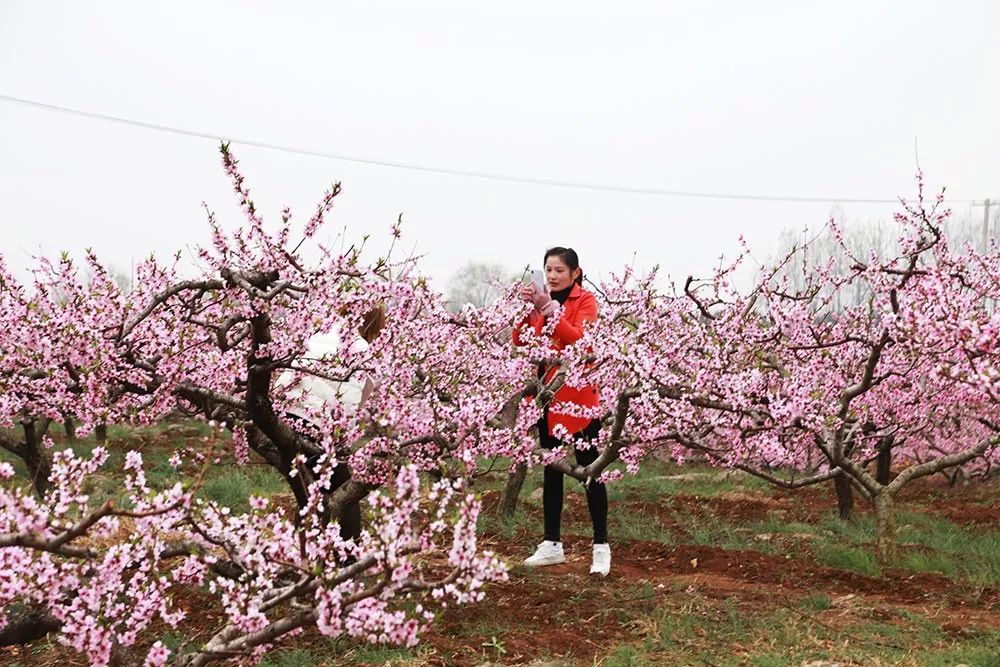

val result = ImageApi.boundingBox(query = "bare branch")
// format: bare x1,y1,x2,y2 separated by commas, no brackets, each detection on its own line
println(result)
887,436,995,494
732,464,843,489
119,279,225,340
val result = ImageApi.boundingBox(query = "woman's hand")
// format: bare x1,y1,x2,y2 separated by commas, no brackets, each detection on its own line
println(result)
521,282,550,311
539,300,559,318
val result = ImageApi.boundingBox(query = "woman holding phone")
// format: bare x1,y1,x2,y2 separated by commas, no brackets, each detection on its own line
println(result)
513,247,610,576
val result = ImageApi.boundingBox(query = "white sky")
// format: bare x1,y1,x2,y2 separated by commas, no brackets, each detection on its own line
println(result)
1,0,998,291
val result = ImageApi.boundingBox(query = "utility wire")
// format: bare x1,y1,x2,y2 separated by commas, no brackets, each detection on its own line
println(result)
0,93,990,205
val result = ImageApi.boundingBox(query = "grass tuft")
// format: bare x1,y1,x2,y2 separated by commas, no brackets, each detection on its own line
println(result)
201,466,287,512
816,543,881,576
799,593,833,612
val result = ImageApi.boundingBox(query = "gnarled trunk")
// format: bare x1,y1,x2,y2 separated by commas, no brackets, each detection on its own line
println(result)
499,464,528,519
833,474,854,520
22,419,52,497
875,435,893,485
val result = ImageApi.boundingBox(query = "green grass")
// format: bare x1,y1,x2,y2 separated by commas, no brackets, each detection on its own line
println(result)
619,465,769,501
676,512,765,552
103,420,213,440
816,543,881,576
901,549,958,576
655,599,757,649
257,648,318,667
896,608,946,640
798,593,833,612
462,462,1000,666
613,500,676,544
158,631,189,654
0,445,29,480
809,510,1000,585
646,602,814,665
2,422,293,511
145,452,183,490
255,639,423,666
478,483,538,539
201,466,287,512
751,516,825,536
603,644,650,667
895,513,1000,586
340,644,420,665
614,595,1000,667
2,421,210,493
818,512,877,541
480,456,1000,590
921,641,1000,667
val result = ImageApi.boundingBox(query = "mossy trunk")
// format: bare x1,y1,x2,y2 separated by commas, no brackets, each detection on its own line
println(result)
874,492,899,564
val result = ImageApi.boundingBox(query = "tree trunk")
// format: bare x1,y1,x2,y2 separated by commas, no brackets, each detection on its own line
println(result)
0,605,61,645
25,439,51,498
94,423,108,444
62,415,77,442
833,474,854,520
873,492,898,564
875,435,893,485
498,464,528,519
23,419,52,498
946,466,968,487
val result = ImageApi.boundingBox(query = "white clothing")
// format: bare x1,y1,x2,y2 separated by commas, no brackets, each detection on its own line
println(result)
277,327,369,419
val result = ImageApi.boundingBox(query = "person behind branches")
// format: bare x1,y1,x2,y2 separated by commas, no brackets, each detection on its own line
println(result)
513,247,610,576
279,305,386,542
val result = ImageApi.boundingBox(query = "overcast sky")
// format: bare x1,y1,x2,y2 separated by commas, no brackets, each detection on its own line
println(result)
1,1,998,292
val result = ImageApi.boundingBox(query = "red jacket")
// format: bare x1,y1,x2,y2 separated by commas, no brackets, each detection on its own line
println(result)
513,283,600,437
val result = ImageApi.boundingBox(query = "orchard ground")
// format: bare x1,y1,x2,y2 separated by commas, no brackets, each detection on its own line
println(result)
2,422,999,667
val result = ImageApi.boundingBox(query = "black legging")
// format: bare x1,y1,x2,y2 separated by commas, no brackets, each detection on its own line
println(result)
539,416,608,544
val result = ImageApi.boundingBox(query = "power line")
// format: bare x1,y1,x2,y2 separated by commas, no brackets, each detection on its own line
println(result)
0,92,990,205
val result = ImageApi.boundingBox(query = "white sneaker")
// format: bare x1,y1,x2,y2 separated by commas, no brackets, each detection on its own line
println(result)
590,543,611,576
523,540,565,567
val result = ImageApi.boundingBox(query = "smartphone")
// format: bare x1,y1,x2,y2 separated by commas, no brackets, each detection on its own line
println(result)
530,269,547,293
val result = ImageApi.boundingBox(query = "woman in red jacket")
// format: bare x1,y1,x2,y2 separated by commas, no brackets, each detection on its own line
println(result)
513,247,610,576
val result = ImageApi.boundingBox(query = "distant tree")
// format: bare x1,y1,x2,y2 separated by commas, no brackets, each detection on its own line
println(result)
771,216,897,311
446,262,514,312
85,263,133,295
65,263,133,443
772,208,989,312
107,265,133,294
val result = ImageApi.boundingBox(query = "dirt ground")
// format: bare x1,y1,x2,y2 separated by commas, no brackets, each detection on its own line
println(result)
4,429,999,666
406,483,1000,666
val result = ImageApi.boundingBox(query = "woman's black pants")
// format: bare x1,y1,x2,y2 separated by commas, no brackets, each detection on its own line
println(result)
539,417,608,544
